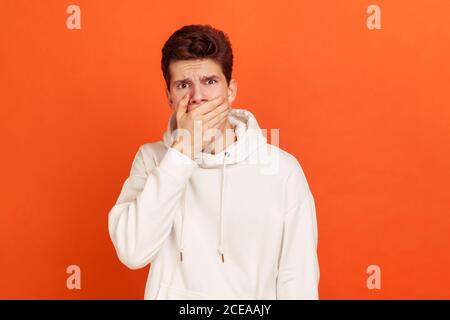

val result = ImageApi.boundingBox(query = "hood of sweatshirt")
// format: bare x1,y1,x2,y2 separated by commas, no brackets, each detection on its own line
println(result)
162,108,268,263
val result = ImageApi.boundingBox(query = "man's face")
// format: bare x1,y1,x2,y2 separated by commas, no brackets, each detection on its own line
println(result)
166,58,237,113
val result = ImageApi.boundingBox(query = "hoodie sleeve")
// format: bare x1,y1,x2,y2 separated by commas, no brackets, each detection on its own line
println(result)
108,146,198,270
276,170,320,299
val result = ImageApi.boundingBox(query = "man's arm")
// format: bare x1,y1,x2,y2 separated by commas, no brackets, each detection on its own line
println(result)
108,145,197,270
276,171,320,299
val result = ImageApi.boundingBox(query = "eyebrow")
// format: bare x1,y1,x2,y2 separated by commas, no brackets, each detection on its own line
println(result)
172,75,220,87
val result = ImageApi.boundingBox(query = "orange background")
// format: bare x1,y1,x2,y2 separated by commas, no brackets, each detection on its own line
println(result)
1,0,449,299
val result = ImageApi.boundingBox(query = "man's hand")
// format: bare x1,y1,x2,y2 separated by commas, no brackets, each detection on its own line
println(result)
171,93,231,160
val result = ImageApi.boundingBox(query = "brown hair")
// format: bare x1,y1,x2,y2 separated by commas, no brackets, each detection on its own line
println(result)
161,24,234,90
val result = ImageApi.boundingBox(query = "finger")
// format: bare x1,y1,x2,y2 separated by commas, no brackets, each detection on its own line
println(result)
207,107,230,129
190,95,226,117
176,92,190,114
202,100,229,122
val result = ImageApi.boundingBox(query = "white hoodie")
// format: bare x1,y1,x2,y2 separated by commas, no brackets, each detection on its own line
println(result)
108,108,320,299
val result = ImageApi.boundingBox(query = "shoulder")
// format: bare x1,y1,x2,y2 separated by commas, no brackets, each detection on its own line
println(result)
261,144,309,178
139,141,166,158
131,141,167,174
262,144,312,202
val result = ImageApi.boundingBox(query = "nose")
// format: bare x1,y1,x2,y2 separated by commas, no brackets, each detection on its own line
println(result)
188,84,208,106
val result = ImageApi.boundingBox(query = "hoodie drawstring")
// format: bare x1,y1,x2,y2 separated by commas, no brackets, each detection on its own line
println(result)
179,151,230,264
179,185,186,262
218,151,230,263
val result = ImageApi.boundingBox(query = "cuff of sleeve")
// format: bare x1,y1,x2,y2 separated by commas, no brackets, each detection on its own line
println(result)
157,147,198,183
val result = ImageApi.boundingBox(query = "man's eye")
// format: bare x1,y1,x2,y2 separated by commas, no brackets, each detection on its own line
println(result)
178,83,189,89
207,79,217,85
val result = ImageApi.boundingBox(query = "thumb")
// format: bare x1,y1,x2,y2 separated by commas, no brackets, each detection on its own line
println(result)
177,92,190,114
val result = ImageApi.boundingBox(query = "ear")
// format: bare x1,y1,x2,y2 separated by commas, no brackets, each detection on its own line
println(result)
166,87,174,109
227,79,237,105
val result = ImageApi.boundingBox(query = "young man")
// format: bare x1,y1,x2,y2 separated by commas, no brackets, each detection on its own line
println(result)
108,25,320,299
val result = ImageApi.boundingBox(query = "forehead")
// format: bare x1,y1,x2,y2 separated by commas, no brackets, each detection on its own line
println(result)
169,59,224,81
